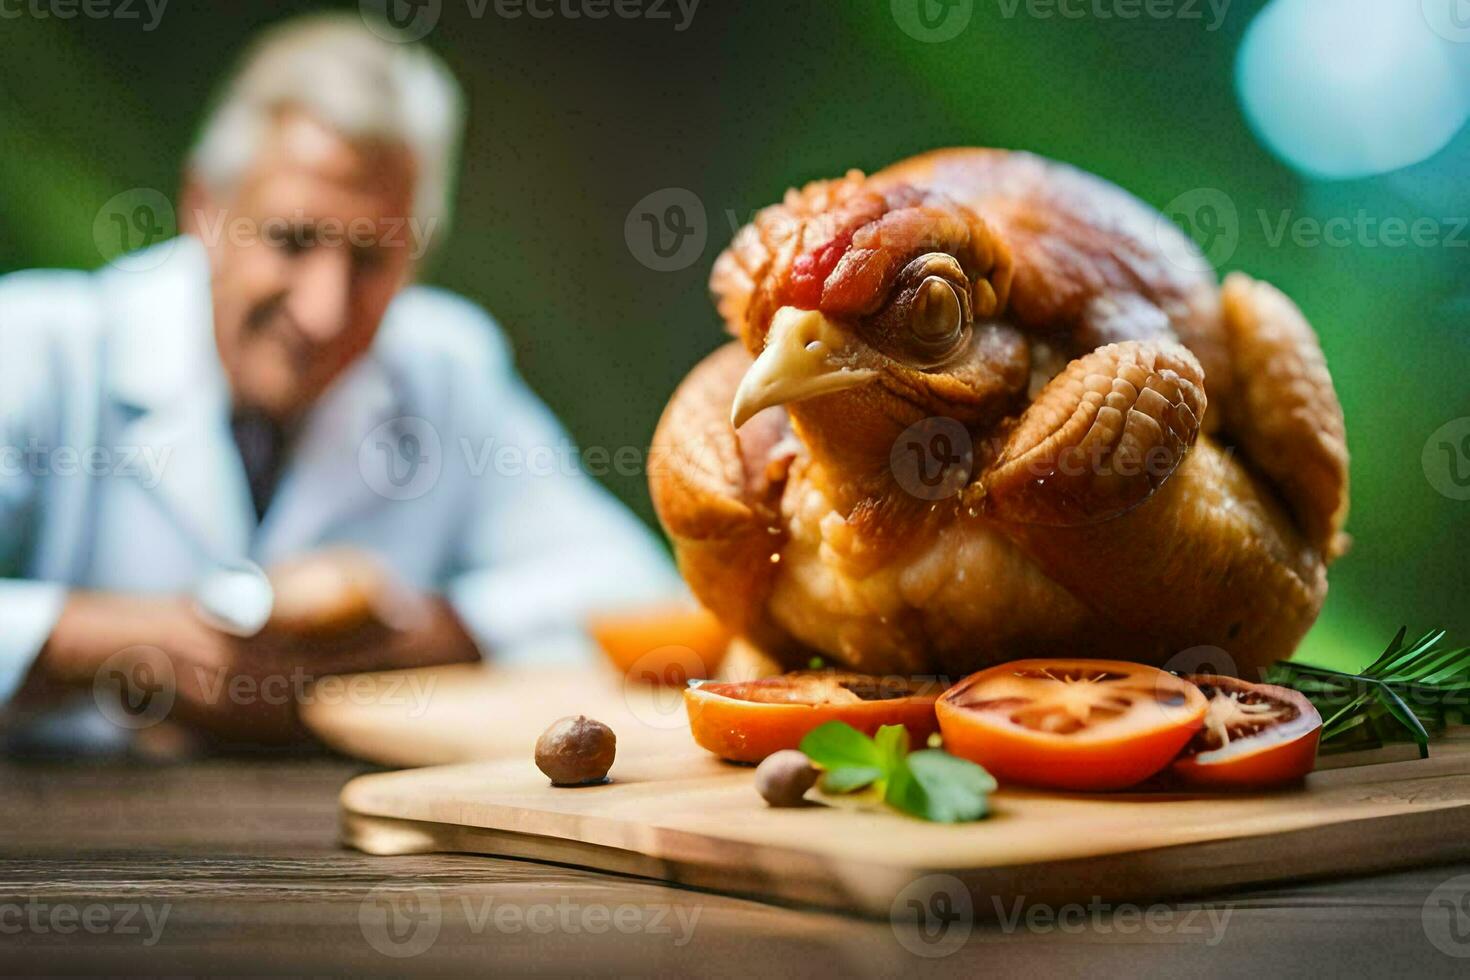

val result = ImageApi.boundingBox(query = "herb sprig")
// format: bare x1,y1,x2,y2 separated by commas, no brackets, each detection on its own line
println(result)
1268,627,1470,758
798,722,995,822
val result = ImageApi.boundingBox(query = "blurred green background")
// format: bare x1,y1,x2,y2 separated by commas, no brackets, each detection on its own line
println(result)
2,1,1466,669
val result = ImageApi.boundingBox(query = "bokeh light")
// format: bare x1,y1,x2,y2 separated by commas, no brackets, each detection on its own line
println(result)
1236,0,1470,179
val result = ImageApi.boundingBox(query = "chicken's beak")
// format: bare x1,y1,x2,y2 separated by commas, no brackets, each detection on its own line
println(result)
730,307,877,428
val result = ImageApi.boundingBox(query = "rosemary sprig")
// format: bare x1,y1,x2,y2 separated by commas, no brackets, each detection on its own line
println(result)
1266,628,1470,759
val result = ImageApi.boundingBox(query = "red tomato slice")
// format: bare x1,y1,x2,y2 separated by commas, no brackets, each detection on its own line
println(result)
936,659,1208,791
1170,675,1322,788
684,671,942,763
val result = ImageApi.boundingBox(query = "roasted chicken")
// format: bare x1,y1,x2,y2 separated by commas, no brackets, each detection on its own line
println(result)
650,149,1348,678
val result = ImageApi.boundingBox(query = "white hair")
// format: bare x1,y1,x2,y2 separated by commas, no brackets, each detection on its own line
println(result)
188,13,463,249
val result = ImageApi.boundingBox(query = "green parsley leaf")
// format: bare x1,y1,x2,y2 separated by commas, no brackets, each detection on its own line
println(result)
873,724,911,772
819,764,886,794
887,750,996,823
800,721,880,768
798,721,994,822
801,721,884,793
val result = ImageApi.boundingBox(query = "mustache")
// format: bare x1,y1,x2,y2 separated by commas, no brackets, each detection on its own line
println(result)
244,295,314,364
244,291,288,334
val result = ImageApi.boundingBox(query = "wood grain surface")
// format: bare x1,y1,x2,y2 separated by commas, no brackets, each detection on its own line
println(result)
4,755,1470,976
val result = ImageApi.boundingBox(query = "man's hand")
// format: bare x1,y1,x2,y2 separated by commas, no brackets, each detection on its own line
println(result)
265,548,409,636
29,592,301,742
260,548,482,674
28,581,480,745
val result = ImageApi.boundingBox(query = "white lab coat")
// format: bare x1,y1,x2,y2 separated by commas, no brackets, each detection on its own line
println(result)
0,236,681,702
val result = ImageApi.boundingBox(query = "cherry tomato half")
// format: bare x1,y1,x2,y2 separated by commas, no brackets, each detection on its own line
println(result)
684,671,942,763
936,659,1208,791
1170,675,1322,789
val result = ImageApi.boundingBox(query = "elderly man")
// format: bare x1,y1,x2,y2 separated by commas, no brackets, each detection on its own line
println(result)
0,15,679,743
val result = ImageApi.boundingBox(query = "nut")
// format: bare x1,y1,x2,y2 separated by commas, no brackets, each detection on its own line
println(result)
754,749,818,807
535,715,616,786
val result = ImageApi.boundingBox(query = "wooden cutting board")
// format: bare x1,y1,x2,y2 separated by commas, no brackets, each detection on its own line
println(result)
301,662,700,766
341,737,1470,918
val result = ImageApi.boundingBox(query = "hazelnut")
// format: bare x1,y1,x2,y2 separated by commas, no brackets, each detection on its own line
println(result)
535,716,616,786
754,750,818,807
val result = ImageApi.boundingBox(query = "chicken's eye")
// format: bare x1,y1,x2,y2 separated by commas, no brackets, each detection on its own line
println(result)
911,276,963,344
864,252,973,367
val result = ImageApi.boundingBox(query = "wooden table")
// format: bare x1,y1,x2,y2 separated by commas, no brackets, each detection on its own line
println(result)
3,754,1469,976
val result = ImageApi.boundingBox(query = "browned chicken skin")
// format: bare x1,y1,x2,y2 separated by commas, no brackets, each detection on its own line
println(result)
650,149,1348,679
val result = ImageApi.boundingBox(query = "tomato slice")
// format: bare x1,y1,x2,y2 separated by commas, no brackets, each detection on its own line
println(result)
1170,675,1322,788
936,659,1208,791
683,671,942,763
